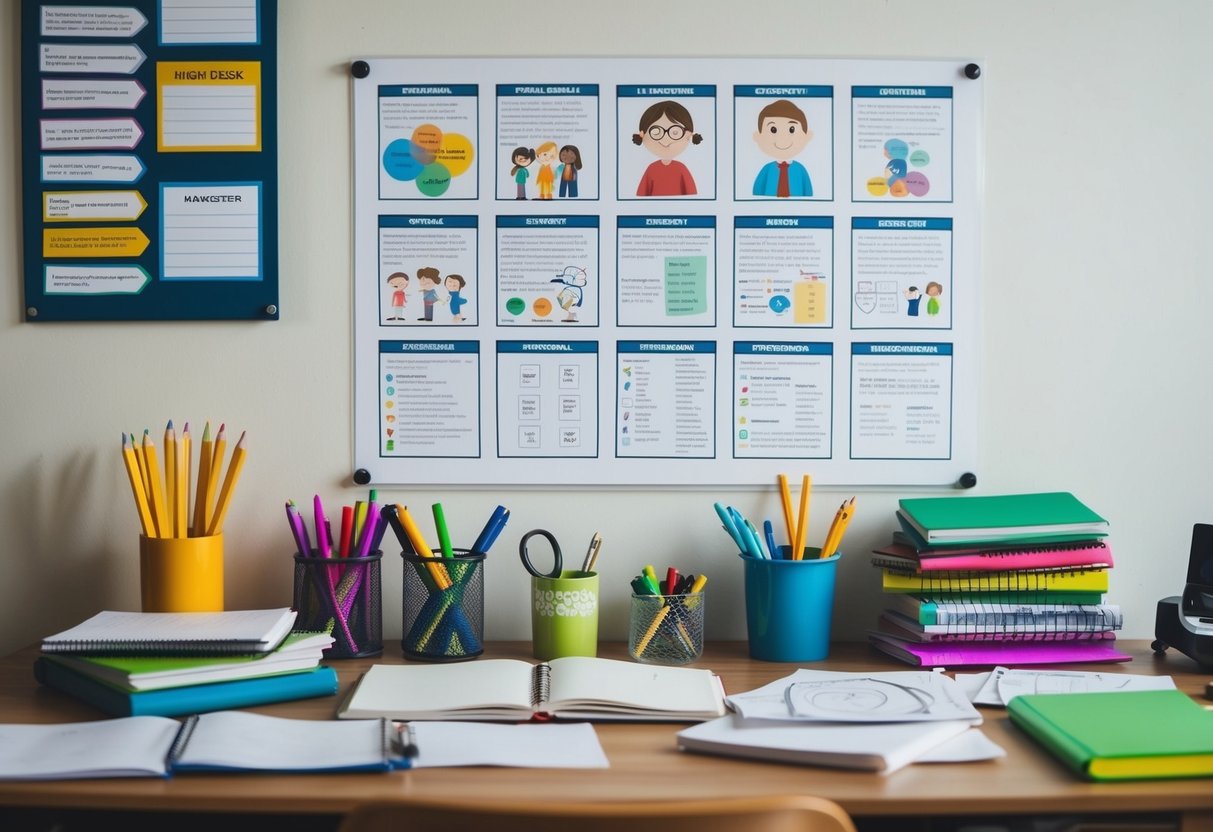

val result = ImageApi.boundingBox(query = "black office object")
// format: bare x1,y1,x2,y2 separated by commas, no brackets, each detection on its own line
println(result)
1152,523,1213,668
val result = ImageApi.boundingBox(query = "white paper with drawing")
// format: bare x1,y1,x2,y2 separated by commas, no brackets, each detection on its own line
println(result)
727,669,981,723
969,666,1176,706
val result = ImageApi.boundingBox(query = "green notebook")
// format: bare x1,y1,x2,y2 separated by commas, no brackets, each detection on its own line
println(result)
1008,689,1213,781
898,492,1108,545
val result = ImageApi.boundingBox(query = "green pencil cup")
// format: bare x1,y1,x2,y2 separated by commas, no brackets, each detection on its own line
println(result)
531,570,599,660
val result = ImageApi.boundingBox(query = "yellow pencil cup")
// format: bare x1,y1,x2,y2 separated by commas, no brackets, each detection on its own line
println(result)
139,534,224,612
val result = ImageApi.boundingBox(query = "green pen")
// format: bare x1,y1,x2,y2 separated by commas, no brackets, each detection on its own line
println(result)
432,502,454,559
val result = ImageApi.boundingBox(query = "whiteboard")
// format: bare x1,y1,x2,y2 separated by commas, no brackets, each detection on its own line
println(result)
351,56,982,487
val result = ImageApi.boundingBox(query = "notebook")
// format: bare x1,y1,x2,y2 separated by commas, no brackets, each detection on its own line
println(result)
877,607,1123,637
0,710,410,780
868,631,1132,667
40,608,297,656
336,656,727,722
880,567,1108,594
676,713,977,774
872,539,1113,572
41,631,334,691
897,492,1108,545
1008,689,1213,780
888,593,1112,624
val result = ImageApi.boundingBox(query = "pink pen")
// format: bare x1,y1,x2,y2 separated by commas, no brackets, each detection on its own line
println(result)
313,494,331,558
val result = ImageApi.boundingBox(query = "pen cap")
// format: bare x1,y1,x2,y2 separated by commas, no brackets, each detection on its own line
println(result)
400,549,485,662
139,534,224,613
742,551,839,662
293,550,383,659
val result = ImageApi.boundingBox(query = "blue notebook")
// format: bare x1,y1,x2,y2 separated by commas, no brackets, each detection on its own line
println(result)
34,656,338,717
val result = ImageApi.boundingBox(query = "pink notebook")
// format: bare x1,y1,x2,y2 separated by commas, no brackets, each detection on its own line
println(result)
869,632,1132,667
872,540,1113,572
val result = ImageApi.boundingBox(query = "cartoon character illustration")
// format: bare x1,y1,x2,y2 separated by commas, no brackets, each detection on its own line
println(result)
385,271,409,320
557,144,582,198
751,99,813,198
633,100,702,197
534,141,558,200
445,273,467,322
925,281,943,316
416,266,441,322
904,285,921,317
510,146,535,200
550,266,587,322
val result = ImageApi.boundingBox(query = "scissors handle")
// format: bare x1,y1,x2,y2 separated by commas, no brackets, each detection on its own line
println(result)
519,528,562,579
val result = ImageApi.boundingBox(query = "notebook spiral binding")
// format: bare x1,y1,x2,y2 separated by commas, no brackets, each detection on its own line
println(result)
166,714,199,768
531,662,552,708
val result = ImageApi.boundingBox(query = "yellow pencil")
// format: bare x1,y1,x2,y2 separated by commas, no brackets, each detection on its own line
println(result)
206,430,246,536
192,422,213,537
130,433,150,508
164,421,177,537
121,433,155,537
397,504,452,589
776,474,796,552
821,496,855,559
791,474,810,560
205,423,226,534
142,430,168,538
179,422,191,538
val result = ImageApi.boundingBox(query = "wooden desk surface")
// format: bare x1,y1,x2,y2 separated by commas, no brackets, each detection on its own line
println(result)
2,640,1213,824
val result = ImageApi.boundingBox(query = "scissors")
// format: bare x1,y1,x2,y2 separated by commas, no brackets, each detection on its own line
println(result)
519,528,563,579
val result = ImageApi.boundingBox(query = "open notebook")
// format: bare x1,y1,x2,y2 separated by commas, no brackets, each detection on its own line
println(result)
337,656,727,721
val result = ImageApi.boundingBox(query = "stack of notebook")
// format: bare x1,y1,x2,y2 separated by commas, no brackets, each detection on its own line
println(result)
34,608,339,716
868,492,1130,667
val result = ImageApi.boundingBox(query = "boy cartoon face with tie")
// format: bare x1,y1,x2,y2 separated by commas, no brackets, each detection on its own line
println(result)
752,99,814,198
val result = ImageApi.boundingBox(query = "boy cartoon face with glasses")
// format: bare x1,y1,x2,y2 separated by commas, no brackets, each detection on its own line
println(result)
632,99,703,197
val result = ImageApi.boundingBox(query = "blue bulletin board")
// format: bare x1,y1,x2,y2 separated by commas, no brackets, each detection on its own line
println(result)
20,0,279,322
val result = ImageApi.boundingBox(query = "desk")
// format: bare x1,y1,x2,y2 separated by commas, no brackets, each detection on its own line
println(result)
2,640,1212,832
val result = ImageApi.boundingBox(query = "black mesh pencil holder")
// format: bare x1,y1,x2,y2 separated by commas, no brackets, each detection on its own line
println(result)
400,548,485,661
292,550,383,658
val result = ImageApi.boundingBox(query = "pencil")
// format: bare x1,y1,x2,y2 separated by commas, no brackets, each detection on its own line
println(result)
130,433,150,513
822,496,855,559
121,433,155,537
206,423,226,532
820,498,848,559
192,422,212,537
792,474,810,560
206,430,246,536
777,474,796,551
164,421,177,537
142,430,169,538
179,423,191,538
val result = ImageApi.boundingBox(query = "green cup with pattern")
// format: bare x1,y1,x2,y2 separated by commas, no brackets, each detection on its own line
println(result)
531,570,599,660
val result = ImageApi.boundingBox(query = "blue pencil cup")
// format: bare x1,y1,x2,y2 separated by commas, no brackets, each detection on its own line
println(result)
743,547,839,662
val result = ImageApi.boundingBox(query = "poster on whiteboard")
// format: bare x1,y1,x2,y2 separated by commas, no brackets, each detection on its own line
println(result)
351,57,983,487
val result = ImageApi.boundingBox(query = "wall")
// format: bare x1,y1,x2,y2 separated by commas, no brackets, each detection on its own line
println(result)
2,0,1211,657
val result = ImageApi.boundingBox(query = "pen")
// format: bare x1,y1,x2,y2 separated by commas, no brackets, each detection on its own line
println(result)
355,501,380,557
666,566,679,595
285,500,312,556
338,505,354,558
470,505,509,555
763,519,778,560
580,532,602,572
730,506,766,559
314,495,331,557
713,502,745,551
432,502,454,559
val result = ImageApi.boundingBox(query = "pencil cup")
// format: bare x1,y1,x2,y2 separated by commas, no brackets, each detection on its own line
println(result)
743,547,839,662
292,551,382,658
628,592,705,665
401,549,485,661
531,571,599,660
139,534,224,612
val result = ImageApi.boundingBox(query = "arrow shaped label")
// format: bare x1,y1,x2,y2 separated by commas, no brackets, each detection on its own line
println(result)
41,154,146,184
41,118,144,150
44,264,151,295
41,6,149,38
40,42,146,74
41,78,146,110
44,226,151,257
44,190,147,222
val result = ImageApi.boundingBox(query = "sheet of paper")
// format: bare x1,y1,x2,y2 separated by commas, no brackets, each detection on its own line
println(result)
727,668,981,723
952,671,991,702
0,716,179,779
408,721,608,768
913,727,1006,763
994,667,1176,705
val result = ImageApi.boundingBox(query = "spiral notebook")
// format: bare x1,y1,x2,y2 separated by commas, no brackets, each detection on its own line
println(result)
337,656,727,722
40,608,297,656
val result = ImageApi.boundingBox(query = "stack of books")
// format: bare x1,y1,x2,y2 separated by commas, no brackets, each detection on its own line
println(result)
33,608,339,716
868,492,1130,667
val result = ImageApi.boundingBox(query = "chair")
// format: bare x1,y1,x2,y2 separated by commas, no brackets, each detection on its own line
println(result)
338,794,857,832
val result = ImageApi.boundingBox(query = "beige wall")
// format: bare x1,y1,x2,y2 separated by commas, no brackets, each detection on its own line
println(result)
2,0,1211,657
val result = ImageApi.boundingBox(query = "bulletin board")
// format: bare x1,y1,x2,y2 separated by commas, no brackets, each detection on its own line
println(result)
19,0,279,322
351,56,983,487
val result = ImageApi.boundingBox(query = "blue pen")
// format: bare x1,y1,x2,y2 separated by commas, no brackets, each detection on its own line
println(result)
471,505,510,554
763,519,779,560
713,502,746,551
729,507,766,559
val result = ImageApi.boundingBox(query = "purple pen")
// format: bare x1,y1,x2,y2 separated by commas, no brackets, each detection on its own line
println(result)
314,494,331,557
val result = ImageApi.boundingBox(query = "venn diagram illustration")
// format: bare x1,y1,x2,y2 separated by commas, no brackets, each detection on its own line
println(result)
866,137,930,198
383,124,474,197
